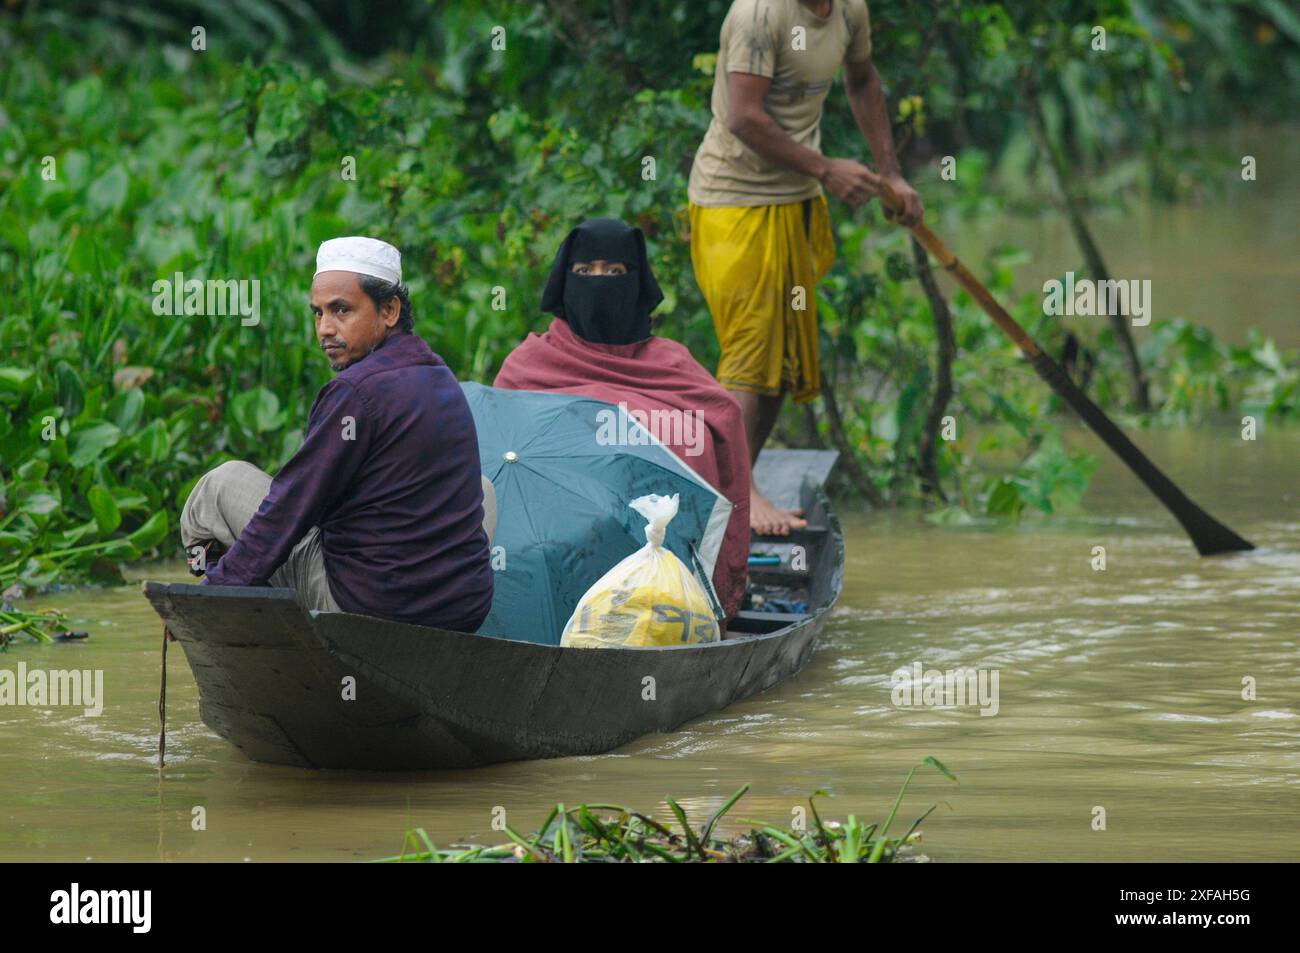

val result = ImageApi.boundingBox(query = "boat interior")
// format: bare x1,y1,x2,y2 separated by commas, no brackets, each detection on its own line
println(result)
728,449,841,637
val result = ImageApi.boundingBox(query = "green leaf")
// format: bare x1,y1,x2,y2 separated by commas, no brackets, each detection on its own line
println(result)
88,485,122,535
87,164,130,216
61,74,104,121
18,557,60,588
984,478,1024,518
55,362,85,421
700,784,750,845
68,421,122,468
922,755,958,783
58,520,101,548
110,488,149,511
19,492,60,518
109,388,145,434
665,796,705,859
102,540,141,560
126,511,169,550
0,367,35,397
16,459,48,481
0,531,32,557
230,386,282,434
135,420,171,464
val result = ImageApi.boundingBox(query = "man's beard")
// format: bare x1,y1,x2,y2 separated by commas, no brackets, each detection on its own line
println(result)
323,339,380,372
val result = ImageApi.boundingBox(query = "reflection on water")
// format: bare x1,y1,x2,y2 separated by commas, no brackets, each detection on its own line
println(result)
1,424,1295,861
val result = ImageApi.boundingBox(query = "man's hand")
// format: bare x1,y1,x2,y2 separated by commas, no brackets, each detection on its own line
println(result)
820,158,879,207
878,172,924,226
841,58,924,226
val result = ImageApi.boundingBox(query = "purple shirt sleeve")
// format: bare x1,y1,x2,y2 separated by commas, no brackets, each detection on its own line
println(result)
206,378,373,587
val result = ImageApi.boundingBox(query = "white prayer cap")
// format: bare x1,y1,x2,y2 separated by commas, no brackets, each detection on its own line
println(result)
314,236,402,285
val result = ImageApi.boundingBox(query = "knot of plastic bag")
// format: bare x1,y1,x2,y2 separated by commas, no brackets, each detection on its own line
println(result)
630,493,679,549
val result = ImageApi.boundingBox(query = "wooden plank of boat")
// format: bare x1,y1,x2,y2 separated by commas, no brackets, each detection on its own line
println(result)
143,449,843,770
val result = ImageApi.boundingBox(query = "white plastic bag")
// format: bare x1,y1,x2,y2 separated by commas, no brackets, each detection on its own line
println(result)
561,494,720,648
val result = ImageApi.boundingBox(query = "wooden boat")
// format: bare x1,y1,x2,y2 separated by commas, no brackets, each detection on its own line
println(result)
143,449,842,770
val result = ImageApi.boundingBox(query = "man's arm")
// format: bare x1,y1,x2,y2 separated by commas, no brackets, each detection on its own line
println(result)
726,71,879,207
205,379,372,587
843,57,923,225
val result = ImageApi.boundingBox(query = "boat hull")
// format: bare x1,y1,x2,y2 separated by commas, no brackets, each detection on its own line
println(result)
145,449,843,770
147,582,832,769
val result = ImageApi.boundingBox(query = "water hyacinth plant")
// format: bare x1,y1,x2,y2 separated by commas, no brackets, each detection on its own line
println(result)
0,604,68,648
377,757,957,863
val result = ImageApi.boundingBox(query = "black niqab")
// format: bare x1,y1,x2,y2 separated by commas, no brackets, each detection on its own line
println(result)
539,218,664,345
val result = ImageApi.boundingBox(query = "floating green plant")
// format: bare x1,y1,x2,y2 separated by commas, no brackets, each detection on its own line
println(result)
376,757,956,863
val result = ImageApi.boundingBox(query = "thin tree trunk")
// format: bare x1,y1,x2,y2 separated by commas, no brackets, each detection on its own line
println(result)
939,22,974,150
1027,91,1151,411
772,404,824,449
911,236,956,501
800,403,826,448
819,371,886,508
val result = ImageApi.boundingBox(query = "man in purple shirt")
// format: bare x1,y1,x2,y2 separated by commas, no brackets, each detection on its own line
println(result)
179,237,495,633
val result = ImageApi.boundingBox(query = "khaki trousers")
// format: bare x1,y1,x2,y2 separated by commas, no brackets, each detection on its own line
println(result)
179,460,498,614
180,460,341,612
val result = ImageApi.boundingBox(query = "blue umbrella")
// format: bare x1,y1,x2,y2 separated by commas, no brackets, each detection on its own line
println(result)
462,383,732,645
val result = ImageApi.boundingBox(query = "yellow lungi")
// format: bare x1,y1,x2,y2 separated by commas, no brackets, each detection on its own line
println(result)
688,195,836,404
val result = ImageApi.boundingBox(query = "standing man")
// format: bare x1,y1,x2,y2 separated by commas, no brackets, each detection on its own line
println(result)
181,237,496,633
688,0,924,534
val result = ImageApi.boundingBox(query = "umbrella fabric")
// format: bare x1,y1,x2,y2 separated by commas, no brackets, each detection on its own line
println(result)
494,317,751,620
462,383,732,645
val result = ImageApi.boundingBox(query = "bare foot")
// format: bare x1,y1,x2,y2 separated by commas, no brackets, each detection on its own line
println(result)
750,488,807,536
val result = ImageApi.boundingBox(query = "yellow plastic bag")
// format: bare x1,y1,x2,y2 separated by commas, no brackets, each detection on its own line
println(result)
561,494,720,648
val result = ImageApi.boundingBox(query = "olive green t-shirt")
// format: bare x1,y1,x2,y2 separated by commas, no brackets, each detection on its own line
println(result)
688,0,872,208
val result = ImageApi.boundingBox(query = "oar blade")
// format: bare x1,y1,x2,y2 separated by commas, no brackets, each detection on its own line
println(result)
1182,515,1255,557
1026,352,1255,557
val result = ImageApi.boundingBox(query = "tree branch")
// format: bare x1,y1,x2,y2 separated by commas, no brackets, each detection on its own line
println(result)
819,371,886,508
911,236,956,501
1026,84,1151,411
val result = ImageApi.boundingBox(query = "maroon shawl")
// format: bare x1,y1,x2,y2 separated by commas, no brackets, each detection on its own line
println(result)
494,318,750,620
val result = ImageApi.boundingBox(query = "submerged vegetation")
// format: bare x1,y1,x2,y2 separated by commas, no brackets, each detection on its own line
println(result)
378,758,956,863
1,2,1297,595
0,604,68,648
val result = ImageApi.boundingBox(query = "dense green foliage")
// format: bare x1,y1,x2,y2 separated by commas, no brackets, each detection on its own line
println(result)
1,1,1296,593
